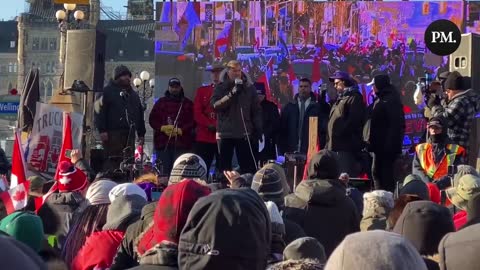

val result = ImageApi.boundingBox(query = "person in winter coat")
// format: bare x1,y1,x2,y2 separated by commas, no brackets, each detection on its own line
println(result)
364,74,406,191
149,78,194,176
108,183,148,202
438,223,480,270
393,201,454,269
132,180,211,270
445,174,480,225
62,180,117,268
278,78,328,155
168,153,208,186
211,60,263,175
193,62,223,172
0,233,48,270
429,71,480,159
256,82,280,164
398,174,430,200
25,176,47,212
283,150,360,256
326,71,366,177
0,211,44,253
72,194,146,270
460,192,480,229
283,237,326,264
110,202,156,270
360,190,394,231
325,231,428,270
37,161,88,250
265,201,286,264
0,146,11,175
178,188,271,270
95,65,146,171
387,194,424,230
338,173,364,215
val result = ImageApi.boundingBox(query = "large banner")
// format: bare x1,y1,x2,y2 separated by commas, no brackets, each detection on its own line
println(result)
26,102,83,174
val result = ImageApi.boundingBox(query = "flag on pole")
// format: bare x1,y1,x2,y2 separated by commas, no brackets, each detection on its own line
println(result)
10,130,27,188
54,112,73,181
0,181,29,214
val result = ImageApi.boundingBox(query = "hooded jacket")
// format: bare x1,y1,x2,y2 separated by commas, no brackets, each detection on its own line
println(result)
194,84,217,144
72,195,146,270
393,201,454,256
325,231,428,270
363,84,405,155
432,89,480,152
210,70,262,139
37,191,84,249
95,80,146,137
360,191,394,231
438,223,480,270
278,92,328,154
149,88,194,150
178,188,271,270
110,202,157,270
327,86,366,152
0,234,47,270
136,180,211,263
283,150,359,256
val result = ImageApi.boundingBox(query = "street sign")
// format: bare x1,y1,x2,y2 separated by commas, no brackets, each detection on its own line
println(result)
0,102,19,114
54,0,90,4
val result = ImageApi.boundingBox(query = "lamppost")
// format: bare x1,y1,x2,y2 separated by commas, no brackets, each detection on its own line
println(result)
133,71,155,111
55,4,85,92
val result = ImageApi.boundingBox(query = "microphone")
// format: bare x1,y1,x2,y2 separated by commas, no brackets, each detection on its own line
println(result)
120,91,129,99
234,78,243,85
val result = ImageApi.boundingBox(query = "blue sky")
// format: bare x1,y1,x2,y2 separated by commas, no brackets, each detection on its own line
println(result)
0,0,127,21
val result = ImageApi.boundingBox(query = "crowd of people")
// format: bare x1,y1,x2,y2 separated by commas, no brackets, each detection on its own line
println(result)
0,48,479,269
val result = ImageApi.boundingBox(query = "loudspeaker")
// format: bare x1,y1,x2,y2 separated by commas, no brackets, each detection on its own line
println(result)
449,33,480,91
449,33,480,169
64,29,106,92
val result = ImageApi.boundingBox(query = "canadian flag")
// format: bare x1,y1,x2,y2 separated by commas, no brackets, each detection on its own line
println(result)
10,130,27,188
54,112,73,181
0,181,29,214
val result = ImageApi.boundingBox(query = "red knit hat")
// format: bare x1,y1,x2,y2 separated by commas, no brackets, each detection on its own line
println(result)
57,161,88,192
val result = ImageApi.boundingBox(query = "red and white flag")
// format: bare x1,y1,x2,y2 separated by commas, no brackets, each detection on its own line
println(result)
54,112,73,181
10,130,27,188
0,181,29,214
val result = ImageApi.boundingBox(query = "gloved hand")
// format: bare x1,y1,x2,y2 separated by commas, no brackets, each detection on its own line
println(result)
427,94,441,108
207,125,216,132
160,125,174,136
434,176,452,190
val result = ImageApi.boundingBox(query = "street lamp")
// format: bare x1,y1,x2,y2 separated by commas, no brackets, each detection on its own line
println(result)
134,71,154,110
55,4,85,93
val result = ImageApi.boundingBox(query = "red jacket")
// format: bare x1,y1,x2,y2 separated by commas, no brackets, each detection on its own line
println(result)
193,84,217,144
453,210,467,230
72,230,124,270
149,90,194,150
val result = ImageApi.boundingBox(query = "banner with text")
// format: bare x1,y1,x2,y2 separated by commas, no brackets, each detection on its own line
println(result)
26,102,83,174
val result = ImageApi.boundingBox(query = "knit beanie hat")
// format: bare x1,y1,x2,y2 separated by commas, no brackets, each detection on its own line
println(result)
109,183,147,203
283,237,326,263
28,176,46,192
444,71,464,91
0,212,44,252
400,174,430,200
86,180,117,205
57,161,88,192
114,65,132,80
252,168,284,207
169,153,208,185
103,194,147,231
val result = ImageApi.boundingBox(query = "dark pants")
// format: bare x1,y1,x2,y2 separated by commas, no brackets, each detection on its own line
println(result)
193,142,219,172
335,151,361,177
372,152,398,192
102,130,135,171
155,147,187,177
258,138,277,166
217,137,257,174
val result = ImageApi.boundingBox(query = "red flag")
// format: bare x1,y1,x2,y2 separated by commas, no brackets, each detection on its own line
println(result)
54,112,73,181
10,130,27,188
311,56,321,83
0,181,29,214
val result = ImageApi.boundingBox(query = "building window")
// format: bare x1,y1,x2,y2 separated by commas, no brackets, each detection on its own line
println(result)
32,37,40,50
0,65,6,73
10,41,15,48
8,63,14,73
144,50,149,57
40,81,46,102
49,38,57,50
46,81,53,97
13,63,17,73
119,49,124,56
41,38,48,50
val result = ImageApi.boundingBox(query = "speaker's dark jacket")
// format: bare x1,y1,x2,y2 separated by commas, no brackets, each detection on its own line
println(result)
95,80,146,137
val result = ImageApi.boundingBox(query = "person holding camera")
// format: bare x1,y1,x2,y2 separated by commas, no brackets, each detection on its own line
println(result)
428,71,480,155
95,65,146,171
412,116,466,190
211,60,262,175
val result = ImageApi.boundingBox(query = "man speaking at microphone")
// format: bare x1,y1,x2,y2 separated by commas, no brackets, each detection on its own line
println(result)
95,65,146,171
211,60,262,177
